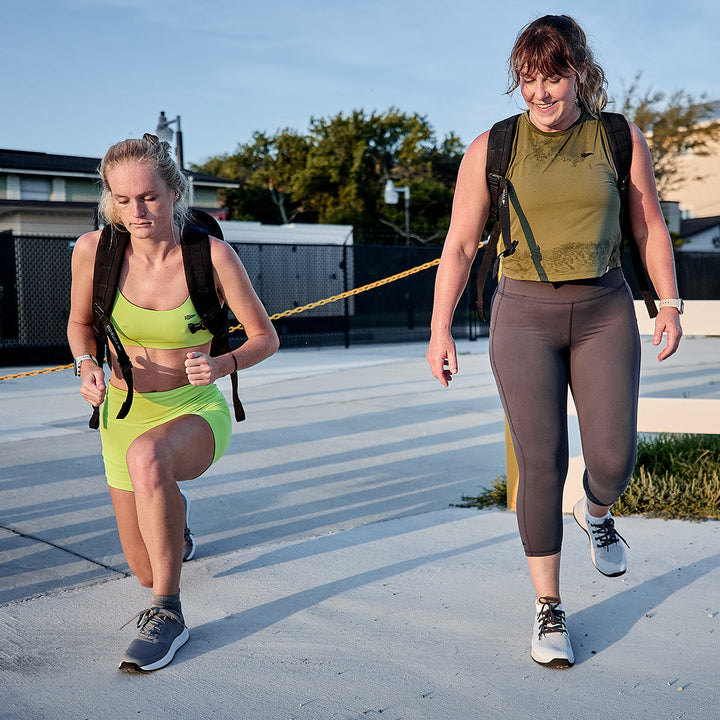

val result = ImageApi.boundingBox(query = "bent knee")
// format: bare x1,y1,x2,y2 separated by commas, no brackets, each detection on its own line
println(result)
585,462,635,505
126,437,169,490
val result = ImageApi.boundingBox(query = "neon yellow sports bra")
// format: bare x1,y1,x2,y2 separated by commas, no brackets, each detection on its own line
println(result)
110,291,214,349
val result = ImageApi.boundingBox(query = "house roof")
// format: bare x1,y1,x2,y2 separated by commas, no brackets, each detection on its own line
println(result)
0,148,237,186
680,215,720,237
0,148,99,175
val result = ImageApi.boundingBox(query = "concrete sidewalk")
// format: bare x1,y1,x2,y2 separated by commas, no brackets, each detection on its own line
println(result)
1,338,719,719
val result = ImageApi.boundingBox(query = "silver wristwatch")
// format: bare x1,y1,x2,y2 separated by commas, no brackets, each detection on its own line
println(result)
73,354,97,376
658,298,684,314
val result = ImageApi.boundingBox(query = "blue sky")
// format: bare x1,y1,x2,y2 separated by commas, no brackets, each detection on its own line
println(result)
4,0,719,166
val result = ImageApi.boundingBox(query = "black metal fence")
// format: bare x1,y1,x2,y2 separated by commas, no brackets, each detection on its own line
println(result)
1,230,718,367
0,233,482,365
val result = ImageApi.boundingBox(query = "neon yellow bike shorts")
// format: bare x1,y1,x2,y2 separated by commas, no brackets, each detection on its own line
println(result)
99,382,232,492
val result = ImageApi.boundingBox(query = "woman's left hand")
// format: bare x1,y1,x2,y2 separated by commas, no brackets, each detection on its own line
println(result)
652,308,683,362
185,351,220,385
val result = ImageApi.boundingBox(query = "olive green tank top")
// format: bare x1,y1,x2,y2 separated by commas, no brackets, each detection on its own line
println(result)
500,111,623,282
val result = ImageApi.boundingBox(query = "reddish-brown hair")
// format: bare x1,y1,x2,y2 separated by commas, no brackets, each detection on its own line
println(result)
508,15,607,115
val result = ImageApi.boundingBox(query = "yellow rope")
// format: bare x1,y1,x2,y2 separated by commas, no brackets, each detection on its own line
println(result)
0,257,441,382
0,363,74,380
230,256,440,330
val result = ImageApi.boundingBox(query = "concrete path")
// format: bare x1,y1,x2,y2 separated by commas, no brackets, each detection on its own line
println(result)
1,337,718,719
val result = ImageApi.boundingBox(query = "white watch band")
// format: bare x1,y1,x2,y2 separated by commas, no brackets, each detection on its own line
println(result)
658,298,684,313
74,354,97,376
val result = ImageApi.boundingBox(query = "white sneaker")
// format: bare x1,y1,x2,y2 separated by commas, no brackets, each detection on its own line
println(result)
179,488,195,562
531,597,574,668
573,497,628,577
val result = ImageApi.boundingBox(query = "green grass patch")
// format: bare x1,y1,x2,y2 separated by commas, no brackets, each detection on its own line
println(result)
459,434,720,521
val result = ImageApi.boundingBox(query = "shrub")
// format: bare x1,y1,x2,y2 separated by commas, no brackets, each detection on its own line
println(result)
459,434,720,520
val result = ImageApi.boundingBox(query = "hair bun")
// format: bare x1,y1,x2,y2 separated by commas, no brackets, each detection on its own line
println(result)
142,133,171,154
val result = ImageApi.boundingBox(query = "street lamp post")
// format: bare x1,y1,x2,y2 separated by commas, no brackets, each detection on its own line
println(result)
383,179,411,244
155,111,184,169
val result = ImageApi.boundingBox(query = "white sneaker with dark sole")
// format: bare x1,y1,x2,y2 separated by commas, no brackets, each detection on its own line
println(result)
531,597,574,668
573,497,628,577
179,488,195,562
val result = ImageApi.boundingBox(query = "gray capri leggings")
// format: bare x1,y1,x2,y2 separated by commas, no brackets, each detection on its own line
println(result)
489,268,641,557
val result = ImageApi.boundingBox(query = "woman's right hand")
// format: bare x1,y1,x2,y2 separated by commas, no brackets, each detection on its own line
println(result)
427,330,458,387
80,364,106,407
426,131,490,389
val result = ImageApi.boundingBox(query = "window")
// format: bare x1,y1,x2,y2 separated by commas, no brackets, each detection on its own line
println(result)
20,177,51,201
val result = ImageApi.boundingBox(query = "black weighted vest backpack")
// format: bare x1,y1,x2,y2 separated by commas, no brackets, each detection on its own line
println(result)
476,111,658,321
89,209,245,429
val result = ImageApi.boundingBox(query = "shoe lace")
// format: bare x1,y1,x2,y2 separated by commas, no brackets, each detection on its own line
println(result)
536,598,567,639
121,607,184,639
184,526,193,546
589,517,629,550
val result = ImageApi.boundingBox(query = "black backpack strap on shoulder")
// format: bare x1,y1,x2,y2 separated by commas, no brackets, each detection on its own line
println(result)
181,218,246,422
90,225,134,429
600,112,658,318
476,114,520,321
92,302,134,424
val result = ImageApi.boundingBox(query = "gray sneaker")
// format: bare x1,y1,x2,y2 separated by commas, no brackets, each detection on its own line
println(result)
179,488,195,561
531,597,574,668
573,497,629,577
119,607,189,672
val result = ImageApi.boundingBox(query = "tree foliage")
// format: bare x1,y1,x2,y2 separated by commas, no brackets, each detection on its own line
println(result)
194,85,720,241
191,109,464,244
618,76,720,198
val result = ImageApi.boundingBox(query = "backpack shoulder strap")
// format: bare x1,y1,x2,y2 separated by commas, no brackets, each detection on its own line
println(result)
486,114,520,222
476,114,520,321
600,111,632,187
91,224,128,334
180,217,246,422
181,224,227,338
89,224,134,428
600,112,658,318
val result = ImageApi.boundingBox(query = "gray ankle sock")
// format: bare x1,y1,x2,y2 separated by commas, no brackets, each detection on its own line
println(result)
151,593,182,616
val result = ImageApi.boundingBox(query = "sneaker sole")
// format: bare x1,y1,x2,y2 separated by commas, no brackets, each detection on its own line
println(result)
119,627,190,673
183,536,196,562
573,507,626,578
532,654,574,669
180,488,195,562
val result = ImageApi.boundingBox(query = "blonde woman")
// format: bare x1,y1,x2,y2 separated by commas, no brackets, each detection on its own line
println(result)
68,134,278,671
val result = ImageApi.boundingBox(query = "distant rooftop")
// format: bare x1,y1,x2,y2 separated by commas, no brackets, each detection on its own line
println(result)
0,148,236,186
680,215,720,236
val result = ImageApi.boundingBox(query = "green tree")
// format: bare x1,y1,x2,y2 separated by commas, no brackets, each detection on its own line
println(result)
192,108,464,243
294,108,458,232
619,76,720,198
194,130,310,224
